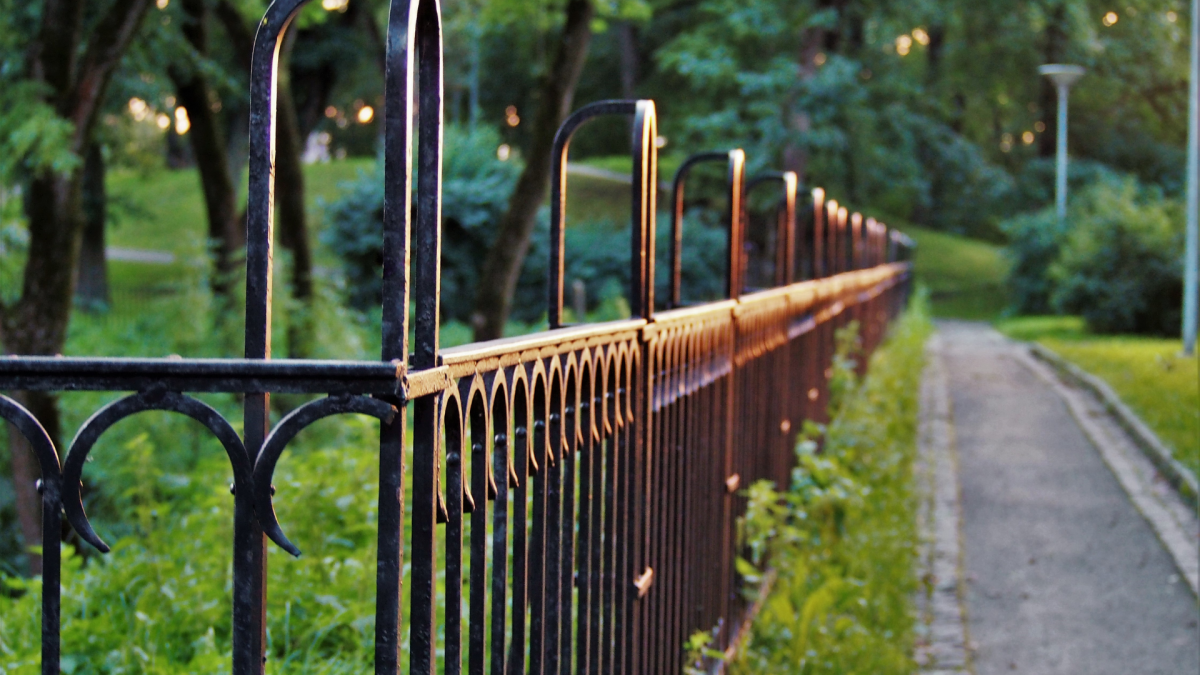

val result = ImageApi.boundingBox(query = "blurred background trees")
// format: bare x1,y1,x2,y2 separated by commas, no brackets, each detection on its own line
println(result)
0,0,1193,577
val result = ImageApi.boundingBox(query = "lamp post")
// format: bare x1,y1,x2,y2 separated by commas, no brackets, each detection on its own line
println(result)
1183,0,1198,354
1038,64,1085,225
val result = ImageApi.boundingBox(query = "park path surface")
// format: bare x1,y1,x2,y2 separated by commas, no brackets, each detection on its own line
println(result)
935,321,1198,675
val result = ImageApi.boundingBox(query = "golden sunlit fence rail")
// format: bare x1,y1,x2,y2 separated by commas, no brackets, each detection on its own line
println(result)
0,0,913,673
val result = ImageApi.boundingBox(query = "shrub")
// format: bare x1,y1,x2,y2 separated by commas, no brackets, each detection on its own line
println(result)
1050,179,1184,336
1000,162,1138,316
508,206,732,324
325,130,731,326
999,207,1064,315
321,123,523,320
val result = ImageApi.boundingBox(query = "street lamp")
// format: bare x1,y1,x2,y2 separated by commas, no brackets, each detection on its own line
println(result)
1038,64,1085,225
1183,0,1198,354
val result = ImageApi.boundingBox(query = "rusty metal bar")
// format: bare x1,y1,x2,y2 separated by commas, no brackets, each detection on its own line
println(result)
2,2,915,669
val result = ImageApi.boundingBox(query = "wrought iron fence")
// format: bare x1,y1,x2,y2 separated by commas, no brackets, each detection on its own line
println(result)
0,1,914,673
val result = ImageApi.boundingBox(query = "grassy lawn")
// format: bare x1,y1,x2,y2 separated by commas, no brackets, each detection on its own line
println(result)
996,316,1200,478
107,158,373,266
904,225,1008,321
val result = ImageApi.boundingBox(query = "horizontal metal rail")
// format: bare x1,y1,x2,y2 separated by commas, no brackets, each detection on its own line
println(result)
2,1,915,673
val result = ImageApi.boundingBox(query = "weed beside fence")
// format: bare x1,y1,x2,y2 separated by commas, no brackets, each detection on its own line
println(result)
715,293,932,674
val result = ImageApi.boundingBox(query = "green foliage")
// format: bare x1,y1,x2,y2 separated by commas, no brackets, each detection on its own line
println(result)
724,294,932,674
0,417,389,673
1049,179,1184,336
322,123,524,318
827,321,862,416
510,206,730,323
999,206,1064,315
0,272,392,670
323,129,731,325
0,82,80,184
1001,170,1185,336
902,223,1009,321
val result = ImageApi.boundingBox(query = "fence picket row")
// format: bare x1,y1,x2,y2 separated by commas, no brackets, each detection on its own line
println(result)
0,1,913,673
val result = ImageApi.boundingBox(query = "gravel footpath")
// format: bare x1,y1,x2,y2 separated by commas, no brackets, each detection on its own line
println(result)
924,321,1198,675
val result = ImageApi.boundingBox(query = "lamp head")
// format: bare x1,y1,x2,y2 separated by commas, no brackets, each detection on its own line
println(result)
1038,64,1085,89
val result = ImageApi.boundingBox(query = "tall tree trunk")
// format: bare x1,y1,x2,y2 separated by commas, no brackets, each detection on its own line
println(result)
616,21,638,99
171,0,242,301
275,48,316,359
76,143,109,309
472,0,596,341
214,0,253,198
2,0,151,575
214,1,314,357
783,0,841,179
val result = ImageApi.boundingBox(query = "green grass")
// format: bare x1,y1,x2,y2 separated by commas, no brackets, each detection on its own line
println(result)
578,153,684,182
996,316,1200,478
903,224,1008,321
722,297,933,674
561,172,637,226
107,159,373,264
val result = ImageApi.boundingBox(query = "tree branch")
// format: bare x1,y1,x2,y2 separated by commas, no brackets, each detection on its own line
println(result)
70,0,153,151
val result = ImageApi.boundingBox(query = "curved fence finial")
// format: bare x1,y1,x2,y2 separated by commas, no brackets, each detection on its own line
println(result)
548,99,658,328
668,150,746,308
745,171,798,288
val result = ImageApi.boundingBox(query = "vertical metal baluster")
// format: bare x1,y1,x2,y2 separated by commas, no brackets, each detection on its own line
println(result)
612,365,630,675
468,391,490,675
673,330,695,673
665,333,681,674
41,455,62,675
559,373,578,675
664,333,683,674
508,377,530,675
544,374,563,675
620,354,638,675
446,396,466,675
574,365,594,675
528,383,548,675
602,363,622,675
655,335,672,674
242,1,313,668
490,383,511,675
411,395,440,675
644,336,664,672
588,369,608,675
1,402,61,675
720,330,736,651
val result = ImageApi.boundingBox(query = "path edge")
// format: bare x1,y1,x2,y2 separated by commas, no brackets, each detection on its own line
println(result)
914,333,974,675
1028,343,1199,510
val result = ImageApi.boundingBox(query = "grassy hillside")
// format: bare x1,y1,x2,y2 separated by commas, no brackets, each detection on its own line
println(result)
107,159,372,266
903,225,1008,321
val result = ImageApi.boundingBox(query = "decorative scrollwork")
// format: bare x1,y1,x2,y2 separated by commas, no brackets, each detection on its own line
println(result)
61,389,249,553
252,393,398,556
0,394,60,486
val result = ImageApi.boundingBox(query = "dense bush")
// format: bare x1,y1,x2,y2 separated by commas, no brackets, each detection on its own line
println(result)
1050,180,1184,336
510,207,732,324
321,123,523,320
1001,173,1185,335
999,207,1064,315
324,125,730,326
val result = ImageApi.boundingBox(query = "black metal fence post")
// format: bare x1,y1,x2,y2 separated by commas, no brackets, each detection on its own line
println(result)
0,4,914,668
